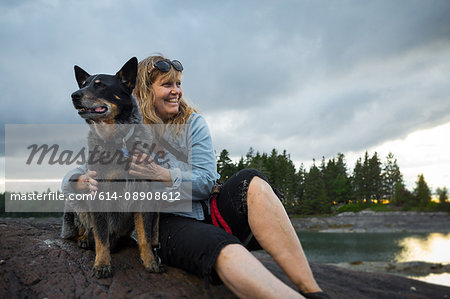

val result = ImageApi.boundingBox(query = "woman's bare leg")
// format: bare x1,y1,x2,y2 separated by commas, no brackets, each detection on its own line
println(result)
247,176,322,294
215,244,303,298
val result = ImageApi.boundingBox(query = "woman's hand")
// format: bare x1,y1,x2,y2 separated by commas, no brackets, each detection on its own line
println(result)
128,151,171,182
76,170,98,194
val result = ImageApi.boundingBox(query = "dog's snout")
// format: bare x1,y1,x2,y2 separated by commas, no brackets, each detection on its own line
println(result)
71,90,82,103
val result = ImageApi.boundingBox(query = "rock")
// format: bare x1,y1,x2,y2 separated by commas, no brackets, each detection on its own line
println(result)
333,261,450,277
1,217,449,299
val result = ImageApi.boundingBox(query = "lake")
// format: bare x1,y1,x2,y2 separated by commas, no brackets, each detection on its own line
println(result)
297,232,450,287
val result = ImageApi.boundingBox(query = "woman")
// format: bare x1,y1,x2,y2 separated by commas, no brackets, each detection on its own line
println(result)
70,55,329,299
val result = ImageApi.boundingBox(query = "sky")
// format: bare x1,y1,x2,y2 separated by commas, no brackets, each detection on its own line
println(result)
1,0,450,192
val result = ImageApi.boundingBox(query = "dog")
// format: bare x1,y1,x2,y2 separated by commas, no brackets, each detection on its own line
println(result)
61,57,163,278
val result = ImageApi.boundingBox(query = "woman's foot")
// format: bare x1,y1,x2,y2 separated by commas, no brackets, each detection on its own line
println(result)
299,291,330,299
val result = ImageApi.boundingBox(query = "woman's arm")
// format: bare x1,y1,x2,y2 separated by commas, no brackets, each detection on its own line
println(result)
180,114,218,200
127,113,218,201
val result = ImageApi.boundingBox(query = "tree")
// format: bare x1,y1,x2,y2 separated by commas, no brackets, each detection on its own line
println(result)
413,174,431,207
294,163,307,202
362,151,371,201
352,157,365,202
236,156,246,172
245,147,255,166
382,152,403,201
276,150,297,202
436,187,448,204
323,153,353,205
256,149,297,203
352,152,372,202
247,151,270,179
368,152,383,202
334,153,353,204
300,164,330,214
216,149,236,181
392,182,414,207
352,151,383,202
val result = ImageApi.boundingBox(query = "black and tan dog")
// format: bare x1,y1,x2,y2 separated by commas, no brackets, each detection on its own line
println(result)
61,57,163,278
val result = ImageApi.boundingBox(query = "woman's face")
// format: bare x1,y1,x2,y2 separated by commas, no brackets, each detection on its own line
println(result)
151,74,183,123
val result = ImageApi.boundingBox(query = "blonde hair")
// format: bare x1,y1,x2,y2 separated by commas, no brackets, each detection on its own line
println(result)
134,55,197,133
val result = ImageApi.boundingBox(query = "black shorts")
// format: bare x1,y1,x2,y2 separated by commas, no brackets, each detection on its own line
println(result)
157,169,281,285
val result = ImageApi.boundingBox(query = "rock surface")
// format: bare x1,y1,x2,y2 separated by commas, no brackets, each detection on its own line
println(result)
1,217,449,299
334,260,450,276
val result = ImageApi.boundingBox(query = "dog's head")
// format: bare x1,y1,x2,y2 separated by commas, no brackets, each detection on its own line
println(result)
71,57,140,124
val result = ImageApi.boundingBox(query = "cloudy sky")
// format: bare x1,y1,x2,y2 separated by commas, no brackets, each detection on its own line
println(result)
1,0,450,192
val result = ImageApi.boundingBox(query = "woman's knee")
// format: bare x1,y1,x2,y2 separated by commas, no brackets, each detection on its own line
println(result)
247,176,274,203
215,243,247,270
219,243,246,256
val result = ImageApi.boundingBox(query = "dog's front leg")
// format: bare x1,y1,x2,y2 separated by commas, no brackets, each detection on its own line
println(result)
91,212,112,278
134,212,164,273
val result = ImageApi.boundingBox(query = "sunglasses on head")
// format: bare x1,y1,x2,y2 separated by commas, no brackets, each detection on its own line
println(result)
153,60,184,72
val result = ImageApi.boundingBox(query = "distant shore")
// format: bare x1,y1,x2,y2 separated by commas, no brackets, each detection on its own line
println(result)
291,211,450,233
291,211,450,286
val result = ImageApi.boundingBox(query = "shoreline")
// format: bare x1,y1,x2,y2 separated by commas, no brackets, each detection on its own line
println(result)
290,211,450,287
290,211,450,233
327,261,450,288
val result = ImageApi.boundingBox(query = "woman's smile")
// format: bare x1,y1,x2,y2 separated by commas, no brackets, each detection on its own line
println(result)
164,98,179,104
152,75,183,122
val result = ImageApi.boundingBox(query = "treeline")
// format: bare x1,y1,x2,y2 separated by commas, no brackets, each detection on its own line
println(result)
1,148,449,217
216,148,449,215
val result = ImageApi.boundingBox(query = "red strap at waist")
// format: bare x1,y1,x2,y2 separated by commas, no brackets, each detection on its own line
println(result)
210,194,232,234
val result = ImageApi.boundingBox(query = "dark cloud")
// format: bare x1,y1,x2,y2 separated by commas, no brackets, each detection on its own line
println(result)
1,0,450,165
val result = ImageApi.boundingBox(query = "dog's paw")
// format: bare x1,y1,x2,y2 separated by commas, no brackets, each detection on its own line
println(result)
92,264,112,278
77,238,93,250
144,260,166,273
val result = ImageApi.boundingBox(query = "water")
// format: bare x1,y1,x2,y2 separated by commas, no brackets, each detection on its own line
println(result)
297,232,450,286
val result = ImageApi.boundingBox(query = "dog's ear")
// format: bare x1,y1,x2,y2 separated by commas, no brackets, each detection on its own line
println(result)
74,65,91,88
116,57,138,94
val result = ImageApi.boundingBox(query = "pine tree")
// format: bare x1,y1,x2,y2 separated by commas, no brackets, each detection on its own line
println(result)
265,149,279,185
321,157,335,204
279,150,297,202
352,151,383,202
245,147,255,165
246,150,270,178
413,174,431,207
436,187,448,204
362,151,371,201
368,152,383,202
260,149,297,202
392,181,414,207
295,163,306,203
382,152,403,201
217,149,236,182
333,153,353,204
300,164,330,214
236,156,246,171
352,157,365,202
